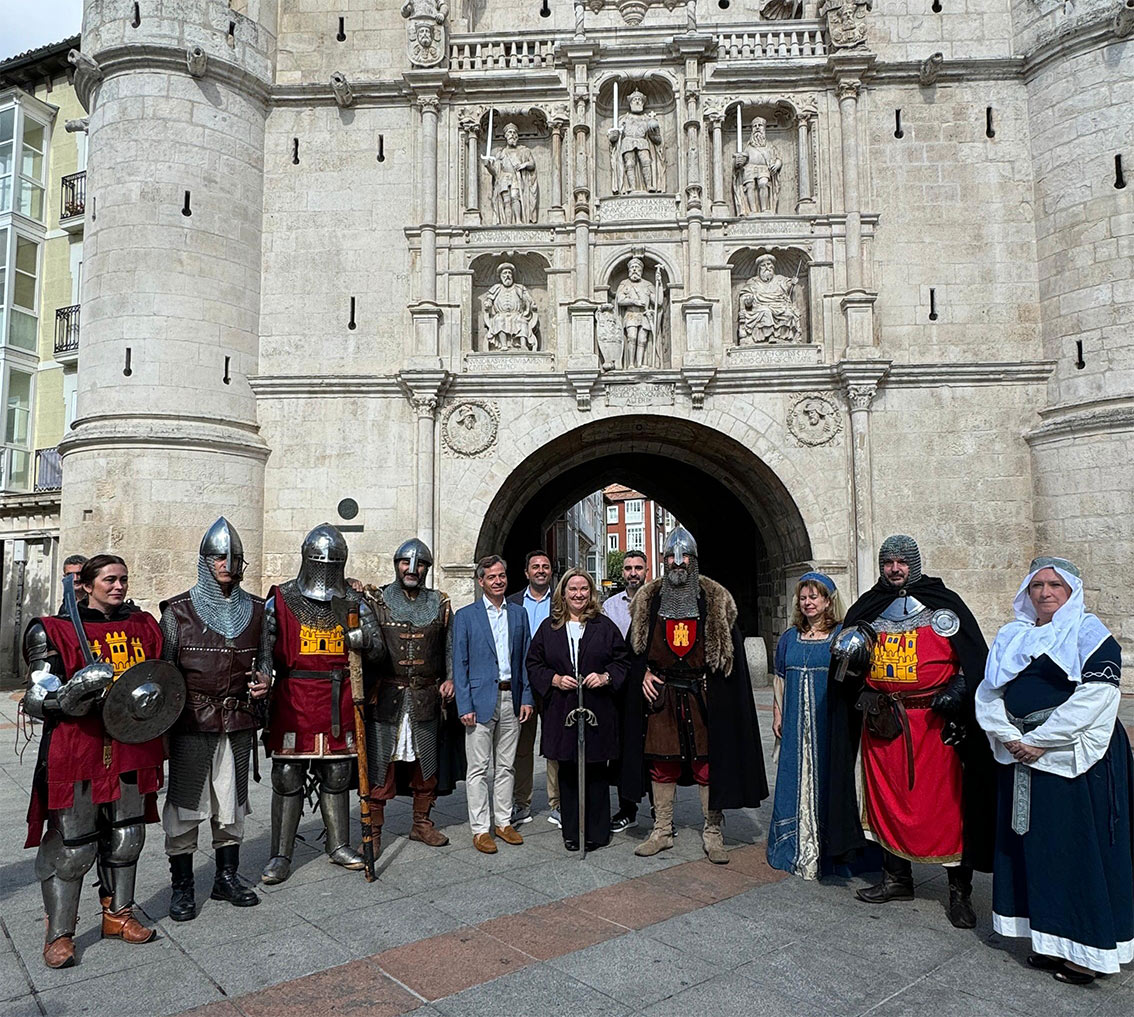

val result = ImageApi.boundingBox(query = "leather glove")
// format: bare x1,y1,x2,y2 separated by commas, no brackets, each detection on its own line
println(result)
940,718,967,748
930,674,967,717
56,661,115,717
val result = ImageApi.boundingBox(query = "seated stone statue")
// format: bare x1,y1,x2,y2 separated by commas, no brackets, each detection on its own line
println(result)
737,254,802,345
481,263,540,351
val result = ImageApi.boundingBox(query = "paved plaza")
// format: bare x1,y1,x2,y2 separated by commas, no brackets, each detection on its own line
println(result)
2,689,1131,1017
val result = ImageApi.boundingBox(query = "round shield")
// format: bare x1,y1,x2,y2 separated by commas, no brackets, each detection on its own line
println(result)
931,609,960,638
101,660,186,744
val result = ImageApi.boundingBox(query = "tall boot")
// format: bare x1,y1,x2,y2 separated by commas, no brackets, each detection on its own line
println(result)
946,865,976,929
211,845,260,907
699,785,729,864
635,781,676,857
320,789,366,869
855,851,915,904
100,864,156,943
409,787,449,847
367,798,385,857
41,876,82,969
261,788,304,885
168,854,196,922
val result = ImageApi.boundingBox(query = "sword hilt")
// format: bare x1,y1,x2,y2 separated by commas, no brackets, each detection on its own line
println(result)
565,707,597,728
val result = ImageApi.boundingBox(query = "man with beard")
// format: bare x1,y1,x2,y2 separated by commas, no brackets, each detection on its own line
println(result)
160,519,265,921
622,529,767,863
507,550,554,826
360,538,457,852
259,524,384,884
827,534,995,928
603,550,648,832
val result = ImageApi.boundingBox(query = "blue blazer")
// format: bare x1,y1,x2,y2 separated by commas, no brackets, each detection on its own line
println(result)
452,598,532,725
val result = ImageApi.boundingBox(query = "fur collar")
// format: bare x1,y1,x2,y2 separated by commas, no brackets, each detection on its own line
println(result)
628,575,738,676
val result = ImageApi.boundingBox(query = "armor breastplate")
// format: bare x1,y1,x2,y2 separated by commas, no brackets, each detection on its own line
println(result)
871,594,933,633
372,587,446,684
166,593,263,733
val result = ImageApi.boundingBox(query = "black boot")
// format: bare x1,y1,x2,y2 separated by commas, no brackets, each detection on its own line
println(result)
946,865,976,929
168,854,196,922
855,853,914,904
211,845,260,908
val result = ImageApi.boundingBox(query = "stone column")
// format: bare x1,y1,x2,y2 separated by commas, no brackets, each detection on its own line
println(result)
796,114,812,209
549,115,568,221
462,116,480,225
836,79,863,293
706,110,726,216
398,371,450,551
572,94,591,301
419,95,441,302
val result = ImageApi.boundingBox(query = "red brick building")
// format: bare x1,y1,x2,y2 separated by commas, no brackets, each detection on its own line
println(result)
603,485,673,582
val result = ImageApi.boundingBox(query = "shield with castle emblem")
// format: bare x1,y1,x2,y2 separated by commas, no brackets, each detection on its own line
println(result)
665,618,697,657
101,659,187,743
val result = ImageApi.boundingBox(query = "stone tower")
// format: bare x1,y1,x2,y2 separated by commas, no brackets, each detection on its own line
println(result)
62,0,277,600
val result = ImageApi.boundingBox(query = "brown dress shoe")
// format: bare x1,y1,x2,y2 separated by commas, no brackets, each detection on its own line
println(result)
472,832,498,854
101,904,157,944
494,825,524,846
43,936,76,969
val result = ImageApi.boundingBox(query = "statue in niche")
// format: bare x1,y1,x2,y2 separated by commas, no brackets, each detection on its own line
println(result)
759,0,802,17
737,254,803,345
480,123,540,225
820,0,872,50
608,90,666,195
732,117,782,216
402,0,448,67
481,263,541,352
614,256,663,369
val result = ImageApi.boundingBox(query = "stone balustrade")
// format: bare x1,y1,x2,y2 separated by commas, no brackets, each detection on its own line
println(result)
715,24,827,60
449,34,558,72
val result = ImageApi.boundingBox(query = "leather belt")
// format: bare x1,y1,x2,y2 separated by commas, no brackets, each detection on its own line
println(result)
188,691,254,713
498,681,512,691
657,673,706,693
885,682,947,792
287,669,346,739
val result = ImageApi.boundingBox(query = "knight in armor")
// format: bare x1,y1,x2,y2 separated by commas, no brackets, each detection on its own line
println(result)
359,538,459,853
259,523,385,884
827,534,997,928
159,519,265,921
23,555,165,968
620,528,768,863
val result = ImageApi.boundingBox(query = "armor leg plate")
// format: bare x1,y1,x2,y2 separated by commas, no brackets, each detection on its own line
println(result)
37,782,98,946
262,760,306,884
98,781,147,912
315,760,365,870
42,876,84,944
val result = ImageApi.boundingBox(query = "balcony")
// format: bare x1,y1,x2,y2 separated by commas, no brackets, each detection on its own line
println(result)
60,171,86,232
34,447,62,492
54,304,80,361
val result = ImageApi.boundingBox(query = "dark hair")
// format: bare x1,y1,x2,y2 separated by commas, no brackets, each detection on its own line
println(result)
623,550,647,564
475,554,506,580
80,554,127,586
62,554,88,568
524,549,551,569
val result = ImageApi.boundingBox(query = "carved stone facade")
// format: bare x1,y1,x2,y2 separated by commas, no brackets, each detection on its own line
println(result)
64,1,1133,677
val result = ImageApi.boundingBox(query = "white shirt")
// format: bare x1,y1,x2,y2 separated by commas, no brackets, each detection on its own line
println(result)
483,595,512,685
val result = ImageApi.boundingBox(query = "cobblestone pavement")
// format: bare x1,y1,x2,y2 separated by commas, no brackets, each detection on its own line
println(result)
2,690,1131,1017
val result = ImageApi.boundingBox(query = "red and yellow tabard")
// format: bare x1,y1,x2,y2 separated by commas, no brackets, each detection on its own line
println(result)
860,623,964,863
26,612,165,847
265,586,355,757
665,618,698,658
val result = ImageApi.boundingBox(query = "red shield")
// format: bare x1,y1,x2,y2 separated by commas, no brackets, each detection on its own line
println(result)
665,618,697,657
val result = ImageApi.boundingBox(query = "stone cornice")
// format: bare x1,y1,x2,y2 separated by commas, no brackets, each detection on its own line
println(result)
1023,17,1123,82
91,44,272,107
59,413,270,462
885,361,1055,388
0,490,61,516
248,376,404,398
868,56,1024,86
1026,397,1134,445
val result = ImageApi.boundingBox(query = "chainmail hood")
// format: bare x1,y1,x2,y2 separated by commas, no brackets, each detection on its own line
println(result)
658,554,701,619
189,555,254,639
878,534,923,585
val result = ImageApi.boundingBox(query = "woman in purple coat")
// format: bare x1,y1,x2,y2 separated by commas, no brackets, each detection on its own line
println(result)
527,569,630,851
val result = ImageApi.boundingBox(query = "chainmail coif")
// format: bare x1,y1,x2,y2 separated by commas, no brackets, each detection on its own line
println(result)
878,534,923,584
189,555,254,639
658,555,701,619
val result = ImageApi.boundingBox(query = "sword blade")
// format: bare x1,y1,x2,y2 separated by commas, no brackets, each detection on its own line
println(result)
577,678,587,860
62,575,97,666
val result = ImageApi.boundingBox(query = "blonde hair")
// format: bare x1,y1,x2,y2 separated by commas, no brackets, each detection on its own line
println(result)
550,568,602,628
789,579,844,634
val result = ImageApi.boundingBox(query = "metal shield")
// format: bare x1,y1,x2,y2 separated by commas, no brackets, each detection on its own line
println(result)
101,659,187,744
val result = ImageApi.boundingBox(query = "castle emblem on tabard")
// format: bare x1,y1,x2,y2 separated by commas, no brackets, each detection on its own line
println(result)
441,401,499,457
402,0,449,68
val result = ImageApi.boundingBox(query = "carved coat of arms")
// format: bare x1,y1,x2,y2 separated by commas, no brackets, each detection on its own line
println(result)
402,0,449,68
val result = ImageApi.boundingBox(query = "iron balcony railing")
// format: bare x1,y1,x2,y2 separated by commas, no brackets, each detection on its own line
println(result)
55,304,80,356
60,171,86,220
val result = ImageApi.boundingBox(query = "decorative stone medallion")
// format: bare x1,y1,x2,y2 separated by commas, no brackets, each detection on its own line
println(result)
441,400,499,456
787,392,841,446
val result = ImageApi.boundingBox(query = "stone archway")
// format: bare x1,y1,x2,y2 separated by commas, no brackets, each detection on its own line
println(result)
474,415,812,640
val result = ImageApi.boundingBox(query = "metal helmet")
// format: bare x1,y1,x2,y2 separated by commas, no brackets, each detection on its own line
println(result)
830,623,878,684
199,516,245,582
393,537,433,581
662,526,698,565
296,523,349,602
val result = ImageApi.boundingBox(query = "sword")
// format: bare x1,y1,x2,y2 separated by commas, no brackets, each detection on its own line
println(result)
564,629,597,859
62,575,97,666
336,597,376,882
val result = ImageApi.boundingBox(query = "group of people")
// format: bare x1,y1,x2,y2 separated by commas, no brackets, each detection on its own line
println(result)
766,536,1131,986
21,524,1131,989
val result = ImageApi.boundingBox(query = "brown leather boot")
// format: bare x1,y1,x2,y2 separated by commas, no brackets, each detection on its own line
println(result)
368,798,385,857
408,792,448,846
43,935,76,969
101,903,156,944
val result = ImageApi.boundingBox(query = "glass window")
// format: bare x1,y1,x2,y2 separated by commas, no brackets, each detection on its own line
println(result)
0,226,6,337
5,367,32,445
8,235,38,350
606,505,618,524
625,499,644,523
607,533,619,552
626,525,645,551
0,107,13,213
17,117,46,221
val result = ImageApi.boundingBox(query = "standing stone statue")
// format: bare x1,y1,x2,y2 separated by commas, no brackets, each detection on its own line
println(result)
481,263,541,352
737,254,803,345
402,0,448,67
608,90,667,195
732,117,782,215
614,257,659,369
480,123,540,225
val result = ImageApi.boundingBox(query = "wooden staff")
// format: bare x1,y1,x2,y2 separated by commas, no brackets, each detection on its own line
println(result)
346,603,376,882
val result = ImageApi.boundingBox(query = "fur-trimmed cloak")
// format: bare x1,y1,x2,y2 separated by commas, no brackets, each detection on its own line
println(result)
618,576,768,811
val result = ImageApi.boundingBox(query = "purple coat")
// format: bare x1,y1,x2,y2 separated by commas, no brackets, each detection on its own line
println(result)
526,614,629,762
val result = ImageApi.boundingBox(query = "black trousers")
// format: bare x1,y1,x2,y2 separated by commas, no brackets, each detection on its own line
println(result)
558,761,611,847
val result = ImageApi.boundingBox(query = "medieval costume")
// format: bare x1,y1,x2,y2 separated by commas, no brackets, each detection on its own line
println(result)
259,523,384,884
159,518,263,921
361,537,462,853
621,528,768,863
23,576,165,968
827,535,996,929
976,558,1132,979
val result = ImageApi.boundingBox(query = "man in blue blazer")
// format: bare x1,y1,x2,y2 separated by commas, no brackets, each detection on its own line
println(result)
452,555,534,853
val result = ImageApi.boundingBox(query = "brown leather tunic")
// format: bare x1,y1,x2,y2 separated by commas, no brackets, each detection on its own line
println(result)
370,593,449,725
164,593,265,734
643,612,709,760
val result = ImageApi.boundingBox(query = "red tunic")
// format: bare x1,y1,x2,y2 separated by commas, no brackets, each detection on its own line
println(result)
25,611,165,848
264,587,355,758
860,625,964,863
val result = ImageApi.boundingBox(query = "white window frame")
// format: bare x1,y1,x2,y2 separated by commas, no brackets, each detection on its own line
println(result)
606,504,618,524
1,362,35,491
625,499,644,523
607,533,620,552
626,524,645,551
